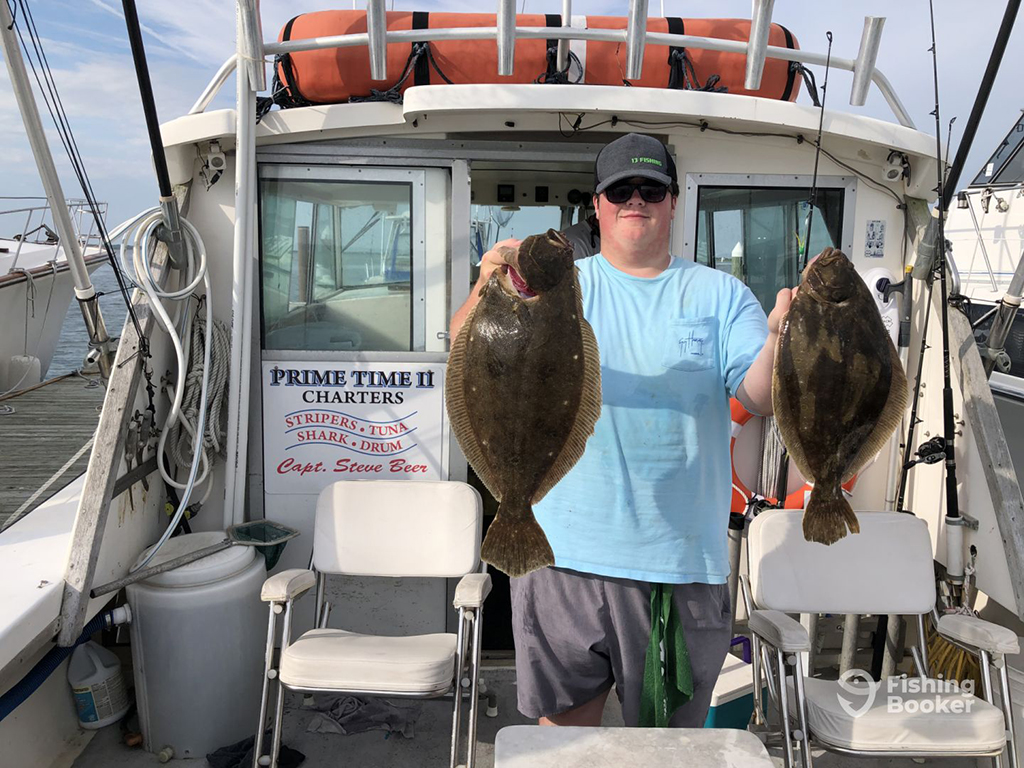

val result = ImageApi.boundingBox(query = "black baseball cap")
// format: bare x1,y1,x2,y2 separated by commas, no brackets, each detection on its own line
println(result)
594,133,677,194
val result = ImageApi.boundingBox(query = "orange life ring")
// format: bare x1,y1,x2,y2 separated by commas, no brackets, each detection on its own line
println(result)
730,398,856,513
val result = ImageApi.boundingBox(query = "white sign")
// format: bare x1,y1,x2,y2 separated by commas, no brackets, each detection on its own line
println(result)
865,219,886,258
262,361,447,494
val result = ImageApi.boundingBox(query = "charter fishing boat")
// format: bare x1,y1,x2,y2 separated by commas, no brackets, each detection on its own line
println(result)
2,2,1024,768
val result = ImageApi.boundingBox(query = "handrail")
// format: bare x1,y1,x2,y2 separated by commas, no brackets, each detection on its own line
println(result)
188,54,237,115
0,198,108,273
190,22,916,128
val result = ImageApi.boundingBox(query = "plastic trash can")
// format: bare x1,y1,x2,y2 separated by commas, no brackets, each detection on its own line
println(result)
126,532,266,758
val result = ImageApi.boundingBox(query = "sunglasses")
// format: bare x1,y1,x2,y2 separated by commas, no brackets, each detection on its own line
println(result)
603,181,670,204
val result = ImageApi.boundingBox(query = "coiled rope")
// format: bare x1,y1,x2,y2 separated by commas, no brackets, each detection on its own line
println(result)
165,299,231,504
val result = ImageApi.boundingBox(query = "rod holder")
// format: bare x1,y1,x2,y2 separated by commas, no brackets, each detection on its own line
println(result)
367,0,388,81
238,0,266,91
625,0,649,81
745,0,775,91
557,0,571,72
157,196,187,270
849,17,885,107
497,0,516,76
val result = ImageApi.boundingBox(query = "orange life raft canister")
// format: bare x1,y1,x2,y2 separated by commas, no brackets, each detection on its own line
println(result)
275,12,801,106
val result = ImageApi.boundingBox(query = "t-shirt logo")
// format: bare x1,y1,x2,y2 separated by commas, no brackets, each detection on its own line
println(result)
678,331,706,357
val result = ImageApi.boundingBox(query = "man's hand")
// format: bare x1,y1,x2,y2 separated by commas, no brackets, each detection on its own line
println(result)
477,237,522,285
767,286,798,337
450,238,523,340
738,286,798,416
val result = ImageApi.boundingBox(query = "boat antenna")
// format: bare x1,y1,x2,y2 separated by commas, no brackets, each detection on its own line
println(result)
799,31,832,273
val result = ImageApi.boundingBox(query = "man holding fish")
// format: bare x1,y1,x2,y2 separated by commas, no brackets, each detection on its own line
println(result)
449,133,795,729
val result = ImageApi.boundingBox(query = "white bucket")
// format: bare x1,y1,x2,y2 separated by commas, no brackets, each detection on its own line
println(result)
67,641,130,729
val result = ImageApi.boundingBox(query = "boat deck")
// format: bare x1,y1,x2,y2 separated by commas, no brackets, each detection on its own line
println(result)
0,372,104,529
70,666,979,768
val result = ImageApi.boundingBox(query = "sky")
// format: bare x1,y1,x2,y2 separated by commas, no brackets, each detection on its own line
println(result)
1,1,1022,230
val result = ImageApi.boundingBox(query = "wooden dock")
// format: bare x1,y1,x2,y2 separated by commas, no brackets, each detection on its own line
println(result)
0,373,105,529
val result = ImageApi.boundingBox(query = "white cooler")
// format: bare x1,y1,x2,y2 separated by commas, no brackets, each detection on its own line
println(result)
704,652,760,729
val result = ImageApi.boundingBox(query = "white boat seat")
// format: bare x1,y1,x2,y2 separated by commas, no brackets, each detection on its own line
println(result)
279,628,457,693
789,677,1008,753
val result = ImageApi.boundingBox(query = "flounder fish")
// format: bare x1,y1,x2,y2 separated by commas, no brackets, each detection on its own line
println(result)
445,230,601,577
772,248,908,545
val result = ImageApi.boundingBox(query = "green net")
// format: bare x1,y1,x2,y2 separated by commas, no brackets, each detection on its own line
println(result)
228,521,299,571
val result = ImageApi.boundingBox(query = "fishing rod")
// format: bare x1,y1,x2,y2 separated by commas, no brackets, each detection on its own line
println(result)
120,0,187,270
799,31,832,272
893,117,956,511
771,32,833,508
926,0,964,558
941,0,1022,205
895,0,1020,511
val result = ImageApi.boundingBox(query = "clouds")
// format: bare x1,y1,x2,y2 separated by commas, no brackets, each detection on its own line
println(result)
1,1,1021,230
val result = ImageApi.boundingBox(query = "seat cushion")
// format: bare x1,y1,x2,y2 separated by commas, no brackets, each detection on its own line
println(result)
790,677,1007,753
280,629,457,693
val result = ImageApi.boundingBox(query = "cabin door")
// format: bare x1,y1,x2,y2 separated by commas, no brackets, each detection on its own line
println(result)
255,162,461,637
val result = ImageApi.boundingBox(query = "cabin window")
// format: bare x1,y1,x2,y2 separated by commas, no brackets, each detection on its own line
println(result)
260,178,413,351
469,204,564,281
694,186,845,311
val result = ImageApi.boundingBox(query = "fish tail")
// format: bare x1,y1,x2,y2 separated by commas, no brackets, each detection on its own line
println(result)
480,502,554,578
802,484,860,545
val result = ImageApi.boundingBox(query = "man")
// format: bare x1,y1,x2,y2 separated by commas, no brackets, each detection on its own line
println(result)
450,133,791,728
562,211,600,258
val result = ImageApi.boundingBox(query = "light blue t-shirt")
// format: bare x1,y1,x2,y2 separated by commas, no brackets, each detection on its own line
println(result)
534,253,769,584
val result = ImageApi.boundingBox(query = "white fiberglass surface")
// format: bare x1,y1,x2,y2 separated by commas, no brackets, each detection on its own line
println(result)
0,474,83,671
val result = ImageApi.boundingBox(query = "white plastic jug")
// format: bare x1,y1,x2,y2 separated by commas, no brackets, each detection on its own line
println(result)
67,641,130,729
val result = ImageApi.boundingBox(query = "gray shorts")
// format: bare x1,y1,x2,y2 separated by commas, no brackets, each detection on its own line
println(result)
510,567,732,727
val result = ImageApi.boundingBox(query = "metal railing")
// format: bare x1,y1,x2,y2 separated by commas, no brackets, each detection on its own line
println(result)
192,1,912,130
0,197,108,272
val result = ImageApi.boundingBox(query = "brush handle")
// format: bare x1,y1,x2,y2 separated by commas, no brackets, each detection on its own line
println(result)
90,539,231,597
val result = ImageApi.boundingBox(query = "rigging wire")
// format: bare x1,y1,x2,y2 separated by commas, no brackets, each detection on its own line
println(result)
8,0,144,346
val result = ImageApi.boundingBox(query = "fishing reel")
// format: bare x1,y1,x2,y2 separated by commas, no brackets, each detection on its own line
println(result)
903,435,946,470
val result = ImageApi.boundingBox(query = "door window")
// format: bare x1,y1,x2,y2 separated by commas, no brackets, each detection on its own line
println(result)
260,176,416,352
695,186,845,311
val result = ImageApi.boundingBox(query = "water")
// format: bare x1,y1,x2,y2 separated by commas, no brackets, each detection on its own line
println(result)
49,263,130,376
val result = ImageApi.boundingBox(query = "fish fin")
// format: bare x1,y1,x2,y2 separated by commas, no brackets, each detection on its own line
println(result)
445,304,503,502
844,338,910,480
803,485,860,545
771,342,816,483
481,502,555,578
532,273,602,503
